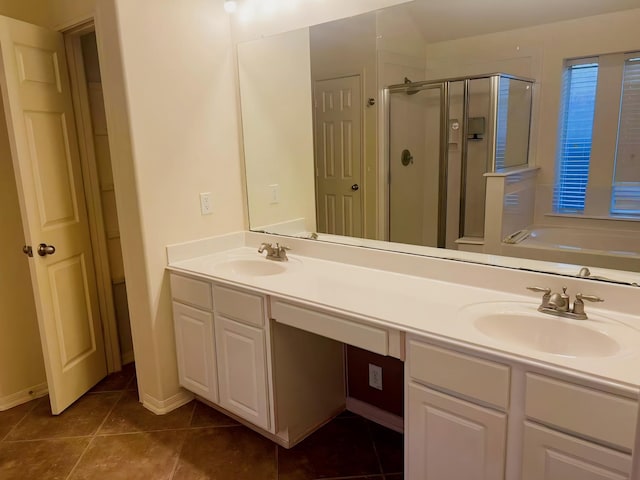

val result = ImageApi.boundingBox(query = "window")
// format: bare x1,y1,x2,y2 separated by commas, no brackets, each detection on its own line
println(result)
554,53,640,218
612,56,640,215
554,60,598,213
495,78,510,171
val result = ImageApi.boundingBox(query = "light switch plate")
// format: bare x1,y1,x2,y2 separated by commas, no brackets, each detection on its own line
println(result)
268,184,280,204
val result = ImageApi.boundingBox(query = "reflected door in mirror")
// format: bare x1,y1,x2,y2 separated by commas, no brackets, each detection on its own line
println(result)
314,75,363,237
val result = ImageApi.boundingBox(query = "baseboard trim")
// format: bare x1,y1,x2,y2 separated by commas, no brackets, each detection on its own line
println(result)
346,396,404,433
142,389,194,415
0,382,48,411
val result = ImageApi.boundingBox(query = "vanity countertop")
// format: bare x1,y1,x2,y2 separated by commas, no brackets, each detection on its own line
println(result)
167,233,640,393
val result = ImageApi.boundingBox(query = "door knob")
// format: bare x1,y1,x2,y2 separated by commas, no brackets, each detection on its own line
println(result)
351,184,359,191
37,243,56,257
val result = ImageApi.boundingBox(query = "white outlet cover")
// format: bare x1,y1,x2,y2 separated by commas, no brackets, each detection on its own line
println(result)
200,192,213,215
368,363,383,391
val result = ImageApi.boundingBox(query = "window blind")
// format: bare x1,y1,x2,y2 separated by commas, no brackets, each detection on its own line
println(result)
554,61,599,213
612,57,640,216
495,78,510,170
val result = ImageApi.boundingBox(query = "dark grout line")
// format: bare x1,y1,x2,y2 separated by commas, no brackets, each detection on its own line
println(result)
64,384,128,480
167,405,195,480
367,422,386,478
0,397,41,443
275,442,279,479
1,435,94,444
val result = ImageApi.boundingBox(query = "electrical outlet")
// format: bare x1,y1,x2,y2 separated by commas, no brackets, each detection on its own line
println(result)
368,363,382,390
200,192,213,215
268,184,280,204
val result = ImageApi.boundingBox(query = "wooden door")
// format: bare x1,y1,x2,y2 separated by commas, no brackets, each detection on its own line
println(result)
173,302,218,403
215,315,270,431
0,16,107,414
522,423,631,480
314,75,363,237
407,382,507,480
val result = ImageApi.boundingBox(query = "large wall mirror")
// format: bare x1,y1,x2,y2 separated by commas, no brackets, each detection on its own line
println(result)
237,0,640,286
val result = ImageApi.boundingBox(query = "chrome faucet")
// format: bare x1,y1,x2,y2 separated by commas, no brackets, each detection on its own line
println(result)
258,242,290,262
527,286,604,320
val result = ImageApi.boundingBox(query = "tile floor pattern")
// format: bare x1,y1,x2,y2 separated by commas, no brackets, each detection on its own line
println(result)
0,365,403,479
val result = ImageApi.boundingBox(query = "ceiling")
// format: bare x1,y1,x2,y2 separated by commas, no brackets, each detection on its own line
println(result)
405,0,640,43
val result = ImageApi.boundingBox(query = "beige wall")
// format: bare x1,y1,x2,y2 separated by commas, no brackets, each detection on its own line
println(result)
239,28,316,233
0,0,50,27
424,8,640,234
0,97,46,408
0,0,95,29
49,0,95,29
231,0,412,43
96,0,245,406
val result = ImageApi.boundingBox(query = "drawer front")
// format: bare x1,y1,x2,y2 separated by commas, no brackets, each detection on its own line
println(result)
525,373,637,451
170,274,212,311
409,341,510,410
271,300,388,355
213,285,265,327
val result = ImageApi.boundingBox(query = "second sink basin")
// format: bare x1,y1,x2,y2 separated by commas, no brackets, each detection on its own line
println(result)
458,302,630,358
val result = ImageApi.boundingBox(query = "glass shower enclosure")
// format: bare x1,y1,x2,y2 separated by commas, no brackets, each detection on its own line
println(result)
384,73,533,249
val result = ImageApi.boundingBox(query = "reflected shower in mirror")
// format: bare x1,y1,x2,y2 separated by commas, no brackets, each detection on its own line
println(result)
236,0,640,284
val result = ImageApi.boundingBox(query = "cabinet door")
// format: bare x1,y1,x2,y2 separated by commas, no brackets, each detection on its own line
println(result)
172,302,218,402
522,422,631,480
215,315,270,431
407,382,507,480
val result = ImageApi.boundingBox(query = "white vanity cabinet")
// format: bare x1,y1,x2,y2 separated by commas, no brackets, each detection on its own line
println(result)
522,373,634,480
522,423,631,480
406,336,636,480
212,285,272,431
406,340,509,480
169,273,273,428
170,274,218,403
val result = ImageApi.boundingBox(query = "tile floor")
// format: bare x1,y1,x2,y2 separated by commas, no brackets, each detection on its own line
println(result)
0,365,404,479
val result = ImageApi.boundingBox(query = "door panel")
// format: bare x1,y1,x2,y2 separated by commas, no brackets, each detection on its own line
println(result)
215,315,270,431
0,16,107,414
314,75,363,237
408,382,507,479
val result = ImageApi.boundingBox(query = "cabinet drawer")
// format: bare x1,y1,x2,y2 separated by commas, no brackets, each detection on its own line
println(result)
525,373,637,451
213,285,265,327
170,274,212,310
271,300,388,355
409,341,510,410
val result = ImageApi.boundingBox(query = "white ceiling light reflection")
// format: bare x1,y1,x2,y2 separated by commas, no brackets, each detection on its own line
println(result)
224,0,237,13
232,0,311,21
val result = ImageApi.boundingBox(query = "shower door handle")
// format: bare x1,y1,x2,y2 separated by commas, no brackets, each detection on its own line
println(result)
351,184,359,191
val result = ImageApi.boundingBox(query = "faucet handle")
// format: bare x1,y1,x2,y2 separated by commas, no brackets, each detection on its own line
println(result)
572,293,604,317
526,286,551,294
575,293,604,303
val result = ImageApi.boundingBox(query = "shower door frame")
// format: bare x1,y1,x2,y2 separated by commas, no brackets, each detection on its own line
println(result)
383,73,535,247
383,81,449,248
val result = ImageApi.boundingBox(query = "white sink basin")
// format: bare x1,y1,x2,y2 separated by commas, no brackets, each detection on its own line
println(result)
215,258,288,276
458,302,632,358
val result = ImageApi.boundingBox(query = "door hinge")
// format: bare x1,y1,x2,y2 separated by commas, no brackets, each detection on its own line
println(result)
22,245,33,257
